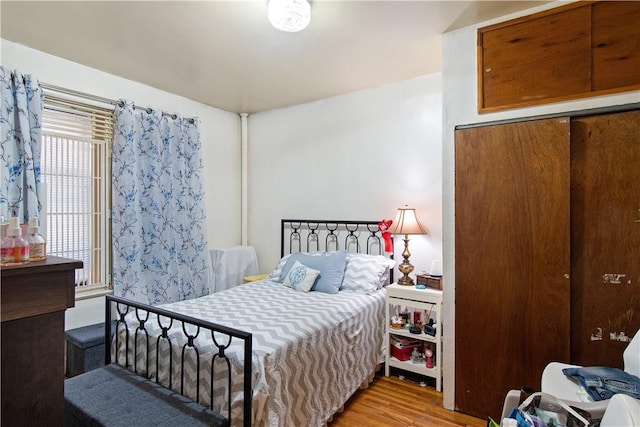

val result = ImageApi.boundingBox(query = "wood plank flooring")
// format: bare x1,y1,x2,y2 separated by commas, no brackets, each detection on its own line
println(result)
329,372,486,427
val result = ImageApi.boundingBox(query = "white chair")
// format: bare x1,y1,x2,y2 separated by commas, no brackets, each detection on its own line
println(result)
540,329,640,419
209,246,259,293
500,330,640,422
600,393,640,427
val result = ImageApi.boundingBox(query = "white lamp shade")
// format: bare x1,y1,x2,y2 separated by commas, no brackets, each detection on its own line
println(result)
268,0,311,32
430,260,443,276
390,206,426,235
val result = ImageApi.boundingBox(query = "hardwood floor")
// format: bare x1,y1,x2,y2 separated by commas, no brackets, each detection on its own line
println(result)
329,372,486,427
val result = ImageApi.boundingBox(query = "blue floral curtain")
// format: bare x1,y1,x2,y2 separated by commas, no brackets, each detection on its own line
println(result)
112,100,210,305
0,67,43,223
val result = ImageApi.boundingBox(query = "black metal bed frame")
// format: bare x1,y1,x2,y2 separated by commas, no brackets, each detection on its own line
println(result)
280,218,394,281
105,294,252,427
95,219,391,426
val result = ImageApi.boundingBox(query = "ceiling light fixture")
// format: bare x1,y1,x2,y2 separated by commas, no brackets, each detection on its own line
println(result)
268,0,311,32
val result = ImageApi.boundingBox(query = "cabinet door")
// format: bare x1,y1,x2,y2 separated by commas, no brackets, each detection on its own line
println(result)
454,118,571,420
570,109,640,366
479,5,591,111
591,1,640,91
478,1,640,113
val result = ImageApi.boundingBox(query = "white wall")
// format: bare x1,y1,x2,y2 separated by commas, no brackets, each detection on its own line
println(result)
247,75,443,276
1,39,242,329
441,2,640,409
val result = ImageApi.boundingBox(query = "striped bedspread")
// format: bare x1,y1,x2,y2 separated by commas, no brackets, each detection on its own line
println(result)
115,279,386,427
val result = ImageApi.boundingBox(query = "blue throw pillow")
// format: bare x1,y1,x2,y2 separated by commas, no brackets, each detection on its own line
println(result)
278,252,347,294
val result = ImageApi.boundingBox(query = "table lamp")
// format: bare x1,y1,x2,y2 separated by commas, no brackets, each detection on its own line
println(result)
390,206,426,286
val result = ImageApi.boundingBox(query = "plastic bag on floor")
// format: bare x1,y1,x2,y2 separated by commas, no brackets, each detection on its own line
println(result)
512,392,591,427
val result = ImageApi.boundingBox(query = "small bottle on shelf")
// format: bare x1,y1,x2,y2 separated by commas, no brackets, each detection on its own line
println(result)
425,347,434,369
410,348,423,364
0,215,7,239
26,217,46,261
1,216,29,266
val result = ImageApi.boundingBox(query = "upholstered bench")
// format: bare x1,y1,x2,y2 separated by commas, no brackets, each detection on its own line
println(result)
64,363,228,427
65,322,115,377
63,295,251,427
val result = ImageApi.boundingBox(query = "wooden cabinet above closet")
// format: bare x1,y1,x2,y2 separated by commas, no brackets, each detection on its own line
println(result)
478,1,640,113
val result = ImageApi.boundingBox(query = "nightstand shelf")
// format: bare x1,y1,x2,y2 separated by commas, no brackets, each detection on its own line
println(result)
385,283,443,391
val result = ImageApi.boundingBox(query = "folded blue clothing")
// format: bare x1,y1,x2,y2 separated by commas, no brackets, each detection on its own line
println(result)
562,366,640,401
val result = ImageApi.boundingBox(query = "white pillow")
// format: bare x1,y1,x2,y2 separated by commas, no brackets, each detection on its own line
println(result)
282,260,320,292
267,254,291,279
341,253,396,294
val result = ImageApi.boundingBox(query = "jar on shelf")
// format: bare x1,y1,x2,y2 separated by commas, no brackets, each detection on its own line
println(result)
25,217,46,261
1,217,29,266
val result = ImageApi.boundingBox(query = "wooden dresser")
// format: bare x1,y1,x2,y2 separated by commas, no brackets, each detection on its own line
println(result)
1,256,82,426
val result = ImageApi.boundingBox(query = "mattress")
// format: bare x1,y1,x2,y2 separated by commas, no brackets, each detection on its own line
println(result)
113,279,387,427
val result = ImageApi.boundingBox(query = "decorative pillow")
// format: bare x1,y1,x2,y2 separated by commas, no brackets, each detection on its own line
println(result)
341,253,396,294
278,251,347,294
282,260,320,292
267,251,326,280
267,254,292,280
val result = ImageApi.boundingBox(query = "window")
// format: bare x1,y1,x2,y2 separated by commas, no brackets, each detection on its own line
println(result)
41,95,113,294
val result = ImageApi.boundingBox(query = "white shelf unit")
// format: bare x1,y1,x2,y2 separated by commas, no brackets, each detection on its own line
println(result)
385,283,443,391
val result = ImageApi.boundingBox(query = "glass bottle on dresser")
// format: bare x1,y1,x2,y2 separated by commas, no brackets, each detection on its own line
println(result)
26,216,46,261
1,216,29,265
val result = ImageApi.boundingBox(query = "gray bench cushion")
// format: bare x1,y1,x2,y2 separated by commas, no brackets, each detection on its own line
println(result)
64,364,227,427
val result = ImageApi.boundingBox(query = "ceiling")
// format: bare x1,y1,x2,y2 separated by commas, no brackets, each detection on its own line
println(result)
1,1,548,114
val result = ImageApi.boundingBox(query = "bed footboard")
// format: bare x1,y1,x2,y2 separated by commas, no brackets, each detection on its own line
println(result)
104,295,252,427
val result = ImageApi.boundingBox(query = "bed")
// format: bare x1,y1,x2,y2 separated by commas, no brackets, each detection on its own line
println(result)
109,219,395,427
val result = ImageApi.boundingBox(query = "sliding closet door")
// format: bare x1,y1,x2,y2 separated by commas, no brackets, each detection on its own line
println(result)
454,118,571,420
570,109,640,367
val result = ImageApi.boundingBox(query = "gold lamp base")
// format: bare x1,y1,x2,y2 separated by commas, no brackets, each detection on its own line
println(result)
397,235,415,286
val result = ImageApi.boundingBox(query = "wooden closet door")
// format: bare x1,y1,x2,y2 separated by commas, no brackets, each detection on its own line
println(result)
570,109,640,367
454,118,571,420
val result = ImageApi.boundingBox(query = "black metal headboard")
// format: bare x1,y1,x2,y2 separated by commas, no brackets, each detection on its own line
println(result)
280,219,394,280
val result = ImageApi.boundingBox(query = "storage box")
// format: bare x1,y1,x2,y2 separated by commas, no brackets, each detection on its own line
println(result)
65,322,115,377
416,274,442,290
391,342,422,361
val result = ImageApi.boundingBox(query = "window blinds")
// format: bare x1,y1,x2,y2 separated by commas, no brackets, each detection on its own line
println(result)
41,94,113,291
